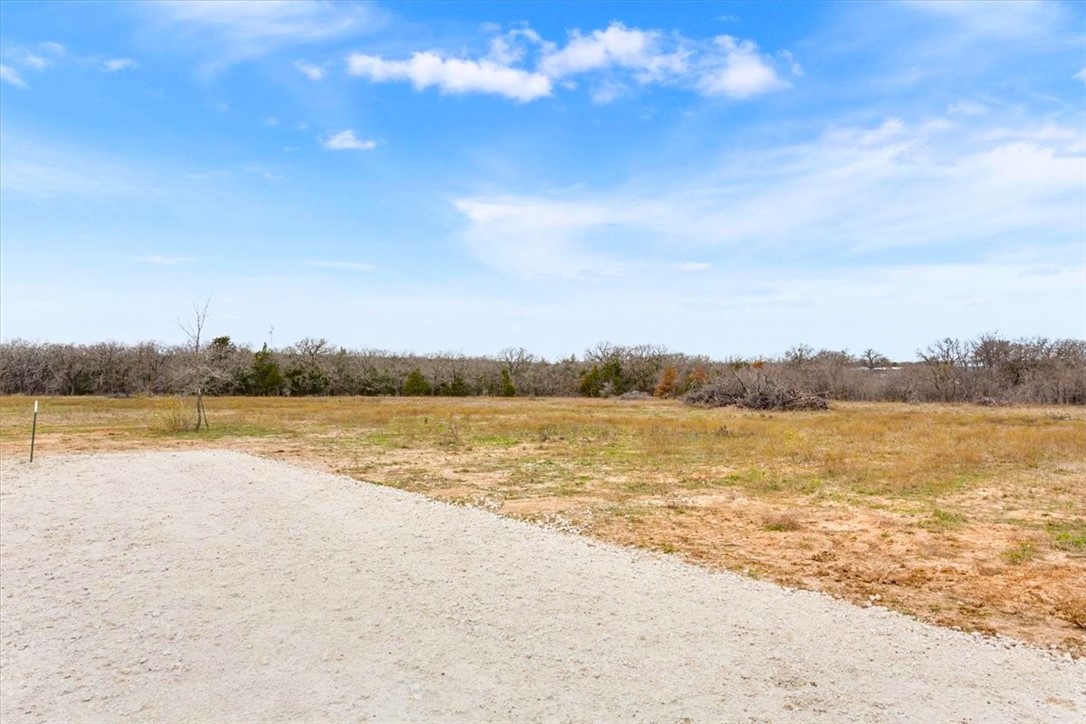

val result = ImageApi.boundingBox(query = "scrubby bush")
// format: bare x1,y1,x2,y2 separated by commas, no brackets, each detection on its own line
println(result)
1,333,1082,404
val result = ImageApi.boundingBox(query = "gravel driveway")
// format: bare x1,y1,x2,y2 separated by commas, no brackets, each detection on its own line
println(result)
1,451,1083,722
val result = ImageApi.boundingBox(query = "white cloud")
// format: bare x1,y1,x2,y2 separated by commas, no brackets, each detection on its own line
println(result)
1075,68,1086,84
302,261,377,271
487,28,542,66
346,24,796,103
295,60,325,80
347,52,552,102
696,36,786,98
140,255,193,265
263,116,280,127
0,64,27,88
539,22,688,81
102,58,139,72
321,130,376,151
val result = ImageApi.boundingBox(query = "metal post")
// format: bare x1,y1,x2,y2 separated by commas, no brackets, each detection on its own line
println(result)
29,400,38,462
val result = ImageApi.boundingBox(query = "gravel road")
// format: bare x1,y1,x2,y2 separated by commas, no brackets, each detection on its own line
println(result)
1,451,1083,722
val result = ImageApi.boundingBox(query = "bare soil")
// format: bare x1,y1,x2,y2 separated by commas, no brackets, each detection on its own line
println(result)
2,451,1083,722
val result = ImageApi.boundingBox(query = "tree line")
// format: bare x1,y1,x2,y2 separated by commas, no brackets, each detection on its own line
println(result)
0,333,1083,405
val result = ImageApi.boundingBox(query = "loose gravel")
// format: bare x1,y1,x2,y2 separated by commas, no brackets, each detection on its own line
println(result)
1,451,1083,722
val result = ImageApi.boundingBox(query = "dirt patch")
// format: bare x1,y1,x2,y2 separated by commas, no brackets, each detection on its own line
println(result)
2,451,1083,722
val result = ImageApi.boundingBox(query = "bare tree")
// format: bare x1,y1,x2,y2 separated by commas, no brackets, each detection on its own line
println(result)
917,337,971,402
497,346,536,379
859,348,891,370
178,299,212,431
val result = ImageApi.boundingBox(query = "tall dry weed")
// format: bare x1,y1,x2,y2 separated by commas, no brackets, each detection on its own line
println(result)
152,396,192,433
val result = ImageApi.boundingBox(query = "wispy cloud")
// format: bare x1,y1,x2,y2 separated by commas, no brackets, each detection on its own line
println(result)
295,60,325,80
146,1,385,71
1075,67,1086,84
102,57,139,72
16,51,51,70
303,260,377,271
0,64,28,88
3,43,139,80
140,255,193,265
901,0,1066,39
321,129,376,151
454,113,1085,278
347,52,553,102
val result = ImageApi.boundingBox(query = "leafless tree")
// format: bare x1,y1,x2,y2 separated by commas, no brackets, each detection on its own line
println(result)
859,348,891,370
497,346,536,380
178,299,212,430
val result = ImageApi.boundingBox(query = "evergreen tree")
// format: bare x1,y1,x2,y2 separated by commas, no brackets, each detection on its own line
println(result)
247,344,284,396
500,368,516,397
403,368,432,396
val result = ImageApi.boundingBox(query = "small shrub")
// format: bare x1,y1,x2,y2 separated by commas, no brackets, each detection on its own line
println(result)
654,366,679,398
762,513,802,532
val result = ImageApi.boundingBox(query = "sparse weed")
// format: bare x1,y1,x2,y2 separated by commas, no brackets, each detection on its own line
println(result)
925,508,966,531
1047,520,1086,554
1003,541,1037,565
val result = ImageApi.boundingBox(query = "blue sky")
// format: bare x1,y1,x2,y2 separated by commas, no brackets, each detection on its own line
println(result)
1,1,1083,360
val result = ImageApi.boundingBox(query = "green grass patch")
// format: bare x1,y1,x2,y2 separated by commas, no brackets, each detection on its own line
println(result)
924,508,967,531
1003,541,1037,565
1047,520,1086,553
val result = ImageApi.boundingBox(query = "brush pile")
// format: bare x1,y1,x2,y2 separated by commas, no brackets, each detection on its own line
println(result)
684,371,829,411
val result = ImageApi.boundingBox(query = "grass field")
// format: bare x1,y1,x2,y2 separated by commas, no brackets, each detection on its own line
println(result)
2,395,1083,654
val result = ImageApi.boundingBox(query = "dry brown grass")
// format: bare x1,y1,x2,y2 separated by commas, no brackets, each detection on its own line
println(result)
2,395,1084,653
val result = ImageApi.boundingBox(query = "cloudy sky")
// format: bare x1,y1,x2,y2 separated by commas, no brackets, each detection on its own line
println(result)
1,1,1083,360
